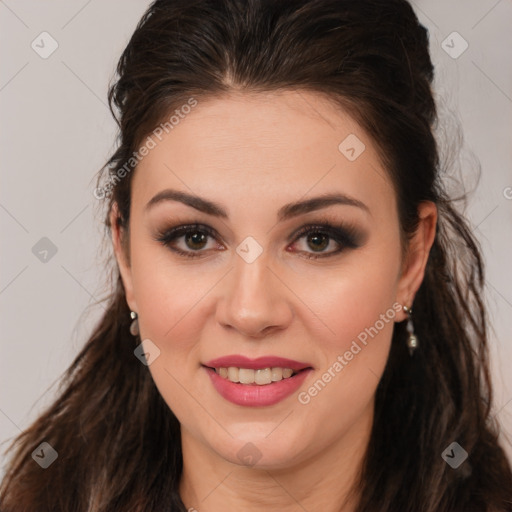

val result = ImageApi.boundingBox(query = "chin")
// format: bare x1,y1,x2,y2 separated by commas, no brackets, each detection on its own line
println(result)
211,435,304,470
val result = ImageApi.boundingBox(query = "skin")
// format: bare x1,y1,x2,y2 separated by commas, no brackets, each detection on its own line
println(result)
111,90,437,512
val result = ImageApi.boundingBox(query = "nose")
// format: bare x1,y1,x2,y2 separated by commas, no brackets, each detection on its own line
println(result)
216,249,294,339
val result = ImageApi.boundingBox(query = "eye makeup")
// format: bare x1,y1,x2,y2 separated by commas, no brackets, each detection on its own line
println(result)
151,213,367,260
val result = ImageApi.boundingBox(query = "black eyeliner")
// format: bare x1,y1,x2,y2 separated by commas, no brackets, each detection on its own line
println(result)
153,216,367,259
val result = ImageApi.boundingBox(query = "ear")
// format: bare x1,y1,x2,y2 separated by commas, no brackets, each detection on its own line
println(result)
395,201,437,321
110,202,138,313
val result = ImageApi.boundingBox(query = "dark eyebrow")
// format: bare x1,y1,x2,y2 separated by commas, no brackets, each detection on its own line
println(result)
145,189,229,218
145,189,370,220
277,193,370,220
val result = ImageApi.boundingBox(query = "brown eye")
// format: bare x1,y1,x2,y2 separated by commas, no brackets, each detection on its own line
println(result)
289,222,362,260
184,231,209,250
305,232,330,252
154,224,220,259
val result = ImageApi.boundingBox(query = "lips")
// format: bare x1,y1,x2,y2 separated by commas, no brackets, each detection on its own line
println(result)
203,355,312,372
202,355,313,407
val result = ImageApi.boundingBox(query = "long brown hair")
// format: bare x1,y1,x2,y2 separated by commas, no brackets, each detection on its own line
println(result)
1,1,511,510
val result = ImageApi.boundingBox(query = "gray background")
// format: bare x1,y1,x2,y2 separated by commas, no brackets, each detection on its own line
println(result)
1,0,511,473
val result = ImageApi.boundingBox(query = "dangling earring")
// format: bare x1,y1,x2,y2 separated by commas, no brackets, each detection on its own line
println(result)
403,305,418,356
129,311,139,337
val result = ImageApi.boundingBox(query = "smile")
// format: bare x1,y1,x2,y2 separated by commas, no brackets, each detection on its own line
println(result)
211,366,299,385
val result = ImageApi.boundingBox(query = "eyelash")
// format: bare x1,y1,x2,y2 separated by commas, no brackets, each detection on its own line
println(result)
153,220,362,260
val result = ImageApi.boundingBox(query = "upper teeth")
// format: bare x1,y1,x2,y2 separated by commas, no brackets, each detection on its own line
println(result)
215,367,296,385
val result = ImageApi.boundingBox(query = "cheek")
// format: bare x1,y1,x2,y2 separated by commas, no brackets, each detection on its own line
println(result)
292,244,402,353
293,255,400,435
330,272,398,348
289,243,402,423
128,246,216,418
128,240,211,357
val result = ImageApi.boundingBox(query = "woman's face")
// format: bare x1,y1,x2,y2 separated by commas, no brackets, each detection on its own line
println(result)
112,90,435,470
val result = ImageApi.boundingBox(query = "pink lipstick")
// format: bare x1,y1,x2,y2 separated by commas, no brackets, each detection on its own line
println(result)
203,355,313,407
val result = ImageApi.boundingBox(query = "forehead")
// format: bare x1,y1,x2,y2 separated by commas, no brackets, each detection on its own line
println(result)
131,90,395,219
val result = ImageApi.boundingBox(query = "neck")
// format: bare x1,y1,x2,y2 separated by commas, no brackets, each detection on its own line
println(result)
179,402,373,512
